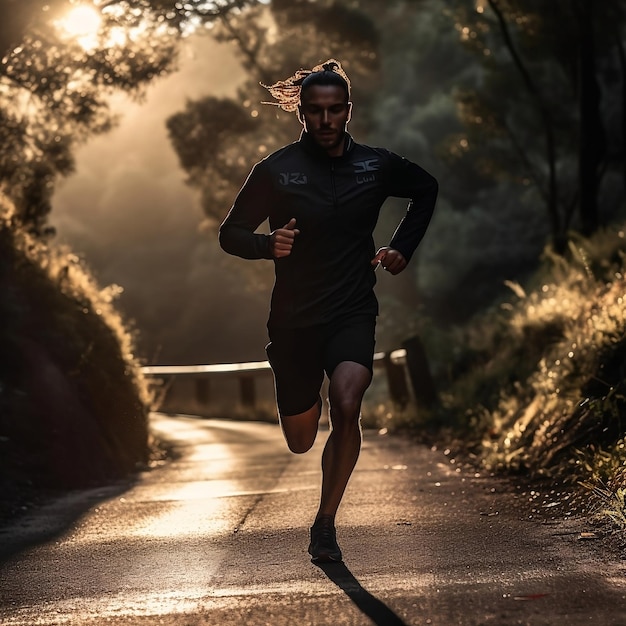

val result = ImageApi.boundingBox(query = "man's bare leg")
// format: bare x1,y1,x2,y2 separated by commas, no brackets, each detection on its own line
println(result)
307,361,371,562
317,360,372,519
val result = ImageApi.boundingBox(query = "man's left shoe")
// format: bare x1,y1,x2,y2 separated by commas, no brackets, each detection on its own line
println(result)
308,516,342,563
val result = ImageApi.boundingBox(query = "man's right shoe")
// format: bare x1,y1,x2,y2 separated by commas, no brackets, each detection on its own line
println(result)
308,516,342,563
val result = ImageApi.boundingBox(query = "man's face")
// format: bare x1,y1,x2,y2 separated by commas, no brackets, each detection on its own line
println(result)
298,84,352,157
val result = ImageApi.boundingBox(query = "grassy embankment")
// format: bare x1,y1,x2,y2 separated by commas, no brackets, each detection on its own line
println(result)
0,198,152,520
372,223,626,538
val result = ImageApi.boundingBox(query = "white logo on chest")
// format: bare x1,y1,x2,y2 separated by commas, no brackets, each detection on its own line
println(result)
279,172,308,185
353,159,379,184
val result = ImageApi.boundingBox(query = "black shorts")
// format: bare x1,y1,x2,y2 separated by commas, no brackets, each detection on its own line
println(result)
265,314,376,417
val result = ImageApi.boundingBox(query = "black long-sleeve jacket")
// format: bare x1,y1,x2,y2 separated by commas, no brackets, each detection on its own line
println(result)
219,132,438,330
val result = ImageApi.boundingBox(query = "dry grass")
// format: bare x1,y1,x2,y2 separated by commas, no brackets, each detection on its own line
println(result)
378,223,626,533
476,230,626,477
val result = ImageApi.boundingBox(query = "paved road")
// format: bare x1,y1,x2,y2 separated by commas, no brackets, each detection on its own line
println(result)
1,413,625,625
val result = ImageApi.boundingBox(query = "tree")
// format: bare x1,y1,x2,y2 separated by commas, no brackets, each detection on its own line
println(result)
0,0,256,232
167,0,380,229
445,0,625,252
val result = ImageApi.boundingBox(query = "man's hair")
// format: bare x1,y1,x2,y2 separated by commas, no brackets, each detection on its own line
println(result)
261,59,351,113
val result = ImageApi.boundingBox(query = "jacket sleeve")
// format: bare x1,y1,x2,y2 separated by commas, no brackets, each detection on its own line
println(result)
383,151,438,263
218,162,274,260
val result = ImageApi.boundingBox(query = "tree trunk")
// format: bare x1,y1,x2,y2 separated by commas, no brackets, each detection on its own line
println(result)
577,0,606,236
613,23,626,192
486,0,564,252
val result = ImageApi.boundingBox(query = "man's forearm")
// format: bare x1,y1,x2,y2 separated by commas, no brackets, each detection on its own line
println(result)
218,223,272,260
389,177,438,263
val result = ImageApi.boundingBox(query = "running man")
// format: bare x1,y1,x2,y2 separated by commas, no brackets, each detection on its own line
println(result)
219,59,438,563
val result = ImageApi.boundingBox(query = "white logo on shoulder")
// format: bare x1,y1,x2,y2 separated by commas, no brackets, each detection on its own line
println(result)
354,159,380,184
279,172,308,185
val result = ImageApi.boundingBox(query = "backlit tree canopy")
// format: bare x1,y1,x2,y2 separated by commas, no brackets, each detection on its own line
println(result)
167,0,380,228
0,0,256,231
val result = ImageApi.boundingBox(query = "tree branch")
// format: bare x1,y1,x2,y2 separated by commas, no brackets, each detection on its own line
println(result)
486,0,563,248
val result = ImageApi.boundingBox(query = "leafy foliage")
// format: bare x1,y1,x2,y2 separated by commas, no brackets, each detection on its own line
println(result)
442,0,626,248
366,0,550,322
0,0,256,231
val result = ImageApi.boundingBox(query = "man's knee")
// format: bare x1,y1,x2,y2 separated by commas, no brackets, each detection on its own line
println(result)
286,434,316,454
329,396,362,423
279,399,322,453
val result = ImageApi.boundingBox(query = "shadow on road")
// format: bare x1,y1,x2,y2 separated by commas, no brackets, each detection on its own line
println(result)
0,480,134,563
316,562,409,626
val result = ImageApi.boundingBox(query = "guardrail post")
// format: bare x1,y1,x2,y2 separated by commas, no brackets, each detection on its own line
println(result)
383,352,410,409
401,335,437,408
239,374,256,408
195,378,210,406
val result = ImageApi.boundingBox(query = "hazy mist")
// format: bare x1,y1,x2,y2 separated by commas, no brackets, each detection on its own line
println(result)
52,35,270,365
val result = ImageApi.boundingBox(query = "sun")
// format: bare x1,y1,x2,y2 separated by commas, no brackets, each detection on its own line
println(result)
55,4,102,50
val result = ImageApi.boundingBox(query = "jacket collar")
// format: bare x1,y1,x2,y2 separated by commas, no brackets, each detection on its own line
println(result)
298,130,355,159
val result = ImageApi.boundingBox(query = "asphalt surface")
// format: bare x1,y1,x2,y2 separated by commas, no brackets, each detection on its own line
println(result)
0,413,625,626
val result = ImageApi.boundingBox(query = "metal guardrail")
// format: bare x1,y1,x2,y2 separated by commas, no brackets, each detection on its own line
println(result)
141,349,414,418
141,360,274,376
142,350,406,376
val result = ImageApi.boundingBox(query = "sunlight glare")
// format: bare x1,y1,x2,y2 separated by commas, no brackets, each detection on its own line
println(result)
56,4,102,51
105,26,127,48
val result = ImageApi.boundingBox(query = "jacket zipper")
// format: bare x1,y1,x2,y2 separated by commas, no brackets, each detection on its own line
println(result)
330,161,338,212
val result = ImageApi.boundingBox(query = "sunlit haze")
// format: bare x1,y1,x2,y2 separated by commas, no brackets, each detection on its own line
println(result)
51,36,265,365
55,4,102,50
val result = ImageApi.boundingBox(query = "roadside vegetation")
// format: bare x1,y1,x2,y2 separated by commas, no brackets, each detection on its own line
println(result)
0,1,262,517
0,196,151,517
370,221,626,541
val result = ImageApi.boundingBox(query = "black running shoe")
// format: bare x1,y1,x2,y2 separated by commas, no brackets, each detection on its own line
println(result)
308,516,342,563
